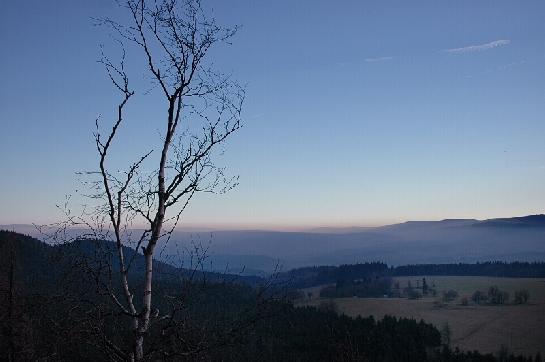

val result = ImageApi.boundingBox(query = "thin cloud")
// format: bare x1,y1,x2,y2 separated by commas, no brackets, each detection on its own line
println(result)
364,56,394,63
444,40,511,54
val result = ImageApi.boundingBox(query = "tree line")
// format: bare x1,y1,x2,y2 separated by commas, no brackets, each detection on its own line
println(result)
284,261,545,289
392,262,545,278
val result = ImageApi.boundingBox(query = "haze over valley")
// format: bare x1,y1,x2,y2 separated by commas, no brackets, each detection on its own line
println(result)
6,214,545,273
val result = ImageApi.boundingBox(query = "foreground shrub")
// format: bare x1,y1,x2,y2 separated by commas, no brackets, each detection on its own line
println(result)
514,289,530,304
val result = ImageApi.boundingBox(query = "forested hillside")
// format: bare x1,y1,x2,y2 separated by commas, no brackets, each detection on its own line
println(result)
0,231,540,361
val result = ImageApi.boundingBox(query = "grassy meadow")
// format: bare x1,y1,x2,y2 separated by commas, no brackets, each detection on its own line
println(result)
298,276,545,357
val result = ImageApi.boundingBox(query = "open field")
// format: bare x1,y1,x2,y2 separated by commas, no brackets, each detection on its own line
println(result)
298,276,545,357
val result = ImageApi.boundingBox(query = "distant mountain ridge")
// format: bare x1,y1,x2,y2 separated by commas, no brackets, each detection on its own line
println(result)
3,214,545,273
378,214,545,231
472,214,545,228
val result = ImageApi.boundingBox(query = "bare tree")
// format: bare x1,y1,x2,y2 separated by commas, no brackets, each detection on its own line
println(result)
52,0,244,360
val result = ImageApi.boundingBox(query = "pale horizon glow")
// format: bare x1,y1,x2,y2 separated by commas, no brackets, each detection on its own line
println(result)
3,212,543,234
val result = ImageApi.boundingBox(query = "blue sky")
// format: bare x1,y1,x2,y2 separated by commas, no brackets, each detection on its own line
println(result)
1,0,544,229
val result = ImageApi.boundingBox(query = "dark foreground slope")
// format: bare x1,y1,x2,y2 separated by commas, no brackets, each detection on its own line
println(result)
0,231,539,361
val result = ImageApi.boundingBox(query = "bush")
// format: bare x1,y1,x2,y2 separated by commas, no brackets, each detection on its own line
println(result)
442,289,458,302
472,290,487,305
460,297,469,306
440,322,452,346
514,289,530,304
488,285,509,305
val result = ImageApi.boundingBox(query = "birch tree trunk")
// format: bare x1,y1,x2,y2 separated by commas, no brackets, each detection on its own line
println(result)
87,1,244,359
